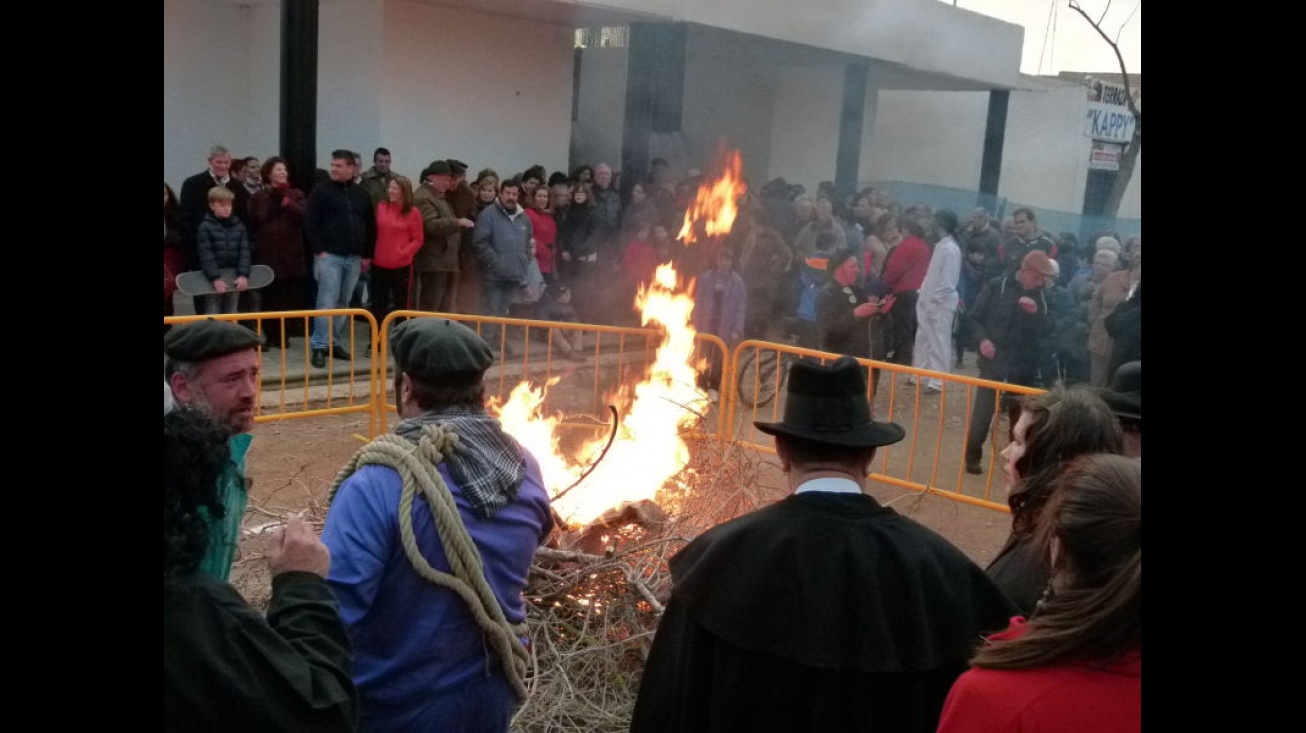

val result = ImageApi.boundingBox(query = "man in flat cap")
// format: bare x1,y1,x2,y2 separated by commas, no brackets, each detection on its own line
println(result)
322,317,553,732
962,249,1055,474
164,318,264,580
630,356,1015,733
413,160,475,314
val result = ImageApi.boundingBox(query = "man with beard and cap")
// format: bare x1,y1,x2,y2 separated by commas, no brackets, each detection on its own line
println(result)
163,318,264,581
630,356,1016,733
322,317,553,732
963,250,1056,474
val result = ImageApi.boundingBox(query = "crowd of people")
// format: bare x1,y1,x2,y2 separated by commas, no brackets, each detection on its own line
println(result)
164,316,1141,731
165,145,1140,401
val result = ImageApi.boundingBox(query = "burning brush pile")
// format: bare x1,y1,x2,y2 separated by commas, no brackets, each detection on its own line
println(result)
504,153,765,731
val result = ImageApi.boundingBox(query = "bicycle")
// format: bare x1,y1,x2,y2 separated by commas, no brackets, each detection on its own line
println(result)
734,318,812,408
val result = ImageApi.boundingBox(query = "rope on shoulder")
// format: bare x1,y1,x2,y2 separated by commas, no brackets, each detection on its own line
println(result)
328,423,531,702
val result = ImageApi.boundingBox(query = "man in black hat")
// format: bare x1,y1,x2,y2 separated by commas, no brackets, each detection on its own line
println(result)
322,317,553,732
630,356,1015,733
1098,359,1141,457
163,318,264,580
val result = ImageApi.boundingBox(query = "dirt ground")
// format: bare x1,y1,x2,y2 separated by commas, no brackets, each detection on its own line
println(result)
235,373,1013,589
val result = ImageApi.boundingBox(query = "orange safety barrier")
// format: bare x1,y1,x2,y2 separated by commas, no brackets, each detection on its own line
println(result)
165,311,1035,514
164,310,380,435
727,339,1044,512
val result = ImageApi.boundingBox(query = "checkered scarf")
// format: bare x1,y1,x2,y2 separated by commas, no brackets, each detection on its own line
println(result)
394,406,527,518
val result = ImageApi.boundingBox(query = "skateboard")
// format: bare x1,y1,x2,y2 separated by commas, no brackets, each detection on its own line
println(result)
175,265,275,296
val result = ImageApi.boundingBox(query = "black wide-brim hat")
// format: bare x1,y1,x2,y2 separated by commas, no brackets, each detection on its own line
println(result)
1098,360,1141,422
755,356,906,448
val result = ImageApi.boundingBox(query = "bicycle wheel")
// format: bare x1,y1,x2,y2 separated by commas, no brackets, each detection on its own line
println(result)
737,349,782,407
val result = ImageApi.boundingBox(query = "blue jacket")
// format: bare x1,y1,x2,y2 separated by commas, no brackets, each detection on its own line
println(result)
474,202,534,283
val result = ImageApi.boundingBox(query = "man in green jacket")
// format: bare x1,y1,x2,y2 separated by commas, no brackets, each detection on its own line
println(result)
164,318,263,580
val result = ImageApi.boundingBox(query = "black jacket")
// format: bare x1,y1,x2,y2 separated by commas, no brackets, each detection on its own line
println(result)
196,213,252,279
630,493,1015,733
967,273,1053,376
178,171,252,268
305,180,377,259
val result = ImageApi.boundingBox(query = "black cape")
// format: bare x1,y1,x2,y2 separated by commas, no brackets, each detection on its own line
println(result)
630,492,1016,733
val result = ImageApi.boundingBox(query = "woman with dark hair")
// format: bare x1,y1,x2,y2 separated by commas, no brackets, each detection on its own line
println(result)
525,185,558,287
164,407,358,731
249,156,309,347
938,453,1141,733
986,386,1124,614
557,184,599,323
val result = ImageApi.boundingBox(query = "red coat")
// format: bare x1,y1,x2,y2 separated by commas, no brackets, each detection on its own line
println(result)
883,234,930,293
936,617,1141,733
373,202,423,269
249,186,308,279
526,207,557,275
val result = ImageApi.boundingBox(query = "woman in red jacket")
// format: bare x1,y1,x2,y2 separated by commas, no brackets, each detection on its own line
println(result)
525,186,558,286
937,453,1141,733
370,176,423,329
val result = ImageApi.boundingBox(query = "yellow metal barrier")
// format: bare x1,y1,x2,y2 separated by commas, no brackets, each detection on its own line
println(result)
373,311,729,441
725,339,1044,513
164,309,380,436
165,311,1037,514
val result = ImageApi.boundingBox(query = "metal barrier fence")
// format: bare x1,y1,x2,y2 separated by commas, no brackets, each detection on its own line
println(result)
165,311,1036,514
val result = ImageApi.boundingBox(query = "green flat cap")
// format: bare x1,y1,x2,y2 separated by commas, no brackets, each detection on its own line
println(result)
391,317,493,384
164,319,263,363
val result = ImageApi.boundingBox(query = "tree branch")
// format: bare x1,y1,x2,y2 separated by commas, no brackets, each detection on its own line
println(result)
1067,0,1141,123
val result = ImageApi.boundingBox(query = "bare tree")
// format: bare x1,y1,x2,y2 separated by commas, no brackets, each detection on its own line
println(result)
1068,0,1141,219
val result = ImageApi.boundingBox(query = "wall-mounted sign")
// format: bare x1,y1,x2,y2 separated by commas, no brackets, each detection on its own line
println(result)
1089,140,1123,171
1084,79,1138,144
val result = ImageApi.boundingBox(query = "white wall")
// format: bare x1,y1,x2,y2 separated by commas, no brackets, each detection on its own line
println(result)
164,0,251,189
862,79,1140,220
598,0,1024,88
766,65,842,194
318,0,385,166
377,0,574,180
866,89,988,191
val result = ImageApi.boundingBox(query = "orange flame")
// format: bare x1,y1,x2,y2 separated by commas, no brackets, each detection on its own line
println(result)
677,150,745,243
494,153,748,527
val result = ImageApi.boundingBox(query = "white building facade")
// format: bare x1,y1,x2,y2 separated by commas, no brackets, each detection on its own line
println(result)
165,0,1139,229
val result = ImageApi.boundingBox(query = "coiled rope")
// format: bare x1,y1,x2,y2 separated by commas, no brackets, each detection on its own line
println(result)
327,424,530,701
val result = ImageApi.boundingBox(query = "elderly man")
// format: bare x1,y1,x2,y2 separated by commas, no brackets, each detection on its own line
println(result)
630,356,1014,732
473,177,533,352
963,250,1056,474
164,318,264,580
322,317,553,732
413,160,476,314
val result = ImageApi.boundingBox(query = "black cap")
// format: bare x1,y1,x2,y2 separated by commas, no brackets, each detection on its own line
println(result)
755,356,905,448
391,318,493,385
447,159,468,175
164,319,263,364
421,160,452,180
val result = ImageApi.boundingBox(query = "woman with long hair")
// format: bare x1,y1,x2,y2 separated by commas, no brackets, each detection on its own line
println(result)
248,157,309,346
525,185,558,286
986,386,1124,614
938,453,1141,733
557,184,598,323
371,175,423,328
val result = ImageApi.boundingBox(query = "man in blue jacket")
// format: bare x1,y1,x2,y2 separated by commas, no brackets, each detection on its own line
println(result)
473,177,533,354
